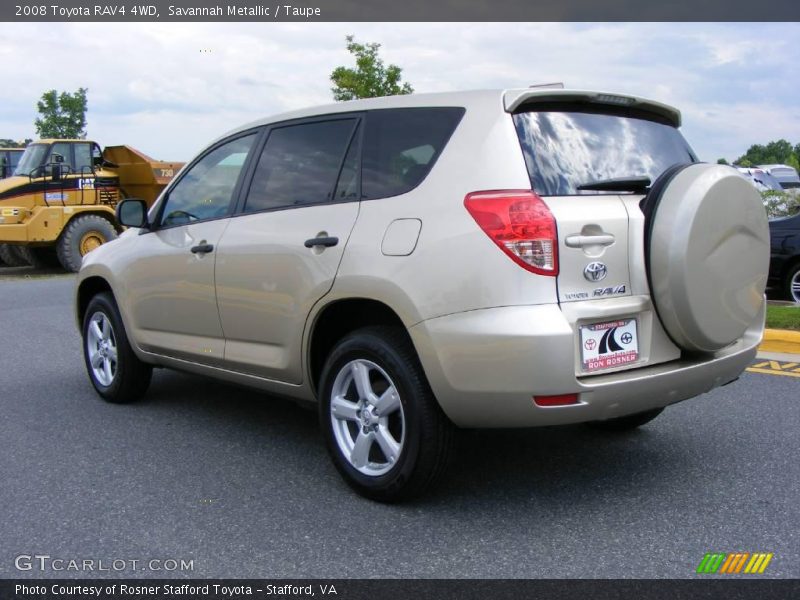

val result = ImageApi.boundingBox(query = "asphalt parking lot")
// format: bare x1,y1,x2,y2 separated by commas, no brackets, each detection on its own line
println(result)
1,272,798,579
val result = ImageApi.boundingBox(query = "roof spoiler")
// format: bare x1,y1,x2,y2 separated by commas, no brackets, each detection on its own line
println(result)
503,89,682,127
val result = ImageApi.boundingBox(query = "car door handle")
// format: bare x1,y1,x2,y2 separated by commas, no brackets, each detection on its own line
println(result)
564,233,615,248
190,243,214,254
304,236,339,248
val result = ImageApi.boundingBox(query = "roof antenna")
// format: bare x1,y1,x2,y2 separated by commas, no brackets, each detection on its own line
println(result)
528,82,565,89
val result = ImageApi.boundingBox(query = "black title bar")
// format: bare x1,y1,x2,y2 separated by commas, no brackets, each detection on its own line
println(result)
4,0,800,21
3,579,800,600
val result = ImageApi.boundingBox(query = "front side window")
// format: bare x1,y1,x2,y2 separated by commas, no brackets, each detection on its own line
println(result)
49,143,74,171
243,118,357,213
15,144,49,176
159,133,257,227
513,108,697,196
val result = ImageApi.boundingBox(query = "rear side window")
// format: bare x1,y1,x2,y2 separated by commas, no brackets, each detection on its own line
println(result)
73,143,93,174
513,109,697,196
243,118,358,213
361,107,465,200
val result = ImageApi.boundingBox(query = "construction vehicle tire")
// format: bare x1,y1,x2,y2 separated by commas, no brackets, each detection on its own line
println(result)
57,215,118,273
0,244,29,267
19,246,63,269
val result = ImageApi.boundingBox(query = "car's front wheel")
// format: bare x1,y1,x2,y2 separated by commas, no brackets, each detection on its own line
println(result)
82,292,152,403
319,326,454,502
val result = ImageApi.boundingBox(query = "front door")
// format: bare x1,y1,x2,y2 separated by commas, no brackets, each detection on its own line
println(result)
123,131,259,364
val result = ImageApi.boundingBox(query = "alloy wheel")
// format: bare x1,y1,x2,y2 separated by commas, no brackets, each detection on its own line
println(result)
329,359,405,477
86,311,118,386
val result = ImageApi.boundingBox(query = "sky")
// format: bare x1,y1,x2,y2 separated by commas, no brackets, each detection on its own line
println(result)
0,22,798,162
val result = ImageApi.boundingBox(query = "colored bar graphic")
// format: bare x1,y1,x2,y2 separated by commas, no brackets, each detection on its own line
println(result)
698,552,773,574
696,553,726,573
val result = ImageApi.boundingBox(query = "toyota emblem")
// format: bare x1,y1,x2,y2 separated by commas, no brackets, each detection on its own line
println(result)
583,262,608,282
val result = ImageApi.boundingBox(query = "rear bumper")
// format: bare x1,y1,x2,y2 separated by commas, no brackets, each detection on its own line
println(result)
409,300,764,428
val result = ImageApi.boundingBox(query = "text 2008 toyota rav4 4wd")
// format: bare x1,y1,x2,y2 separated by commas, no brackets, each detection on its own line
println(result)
75,89,769,501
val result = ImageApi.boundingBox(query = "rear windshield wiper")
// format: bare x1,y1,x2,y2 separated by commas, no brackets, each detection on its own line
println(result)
577,176,651,193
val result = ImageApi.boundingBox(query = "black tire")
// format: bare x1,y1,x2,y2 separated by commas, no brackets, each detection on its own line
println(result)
82,292,152,403
319,326,455,502
784,262,800,303
588,407,664,432
57,214,118,272
17,246,62,269
0,244,29,267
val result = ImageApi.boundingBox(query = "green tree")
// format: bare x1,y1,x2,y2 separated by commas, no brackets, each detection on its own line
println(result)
735,139,795,166
717,158,729,165
330,35,413,101
0,138,30,147
34,88,88,139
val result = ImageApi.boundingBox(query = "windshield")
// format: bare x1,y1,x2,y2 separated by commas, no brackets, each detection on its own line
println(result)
513,109,697,196
14,144,49,177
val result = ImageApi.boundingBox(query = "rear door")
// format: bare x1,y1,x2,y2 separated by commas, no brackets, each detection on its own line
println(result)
512,104,697,373
215,115,362,384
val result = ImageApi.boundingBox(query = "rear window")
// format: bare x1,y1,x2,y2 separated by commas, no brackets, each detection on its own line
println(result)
361,107,465,200
770,168,800,185
513,109,697,196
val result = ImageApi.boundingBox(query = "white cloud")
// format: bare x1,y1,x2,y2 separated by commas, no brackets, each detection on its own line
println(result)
0,22,798,161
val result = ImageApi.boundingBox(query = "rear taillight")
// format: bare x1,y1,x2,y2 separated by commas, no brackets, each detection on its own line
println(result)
464,190,558,276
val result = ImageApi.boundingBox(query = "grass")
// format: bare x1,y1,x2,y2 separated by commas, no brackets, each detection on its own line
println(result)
766,304,800,330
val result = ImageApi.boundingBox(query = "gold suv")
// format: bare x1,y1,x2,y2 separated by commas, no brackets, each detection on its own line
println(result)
75,89,769,501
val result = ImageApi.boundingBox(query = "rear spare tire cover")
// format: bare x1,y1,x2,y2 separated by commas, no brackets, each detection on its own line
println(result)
646,163,769,352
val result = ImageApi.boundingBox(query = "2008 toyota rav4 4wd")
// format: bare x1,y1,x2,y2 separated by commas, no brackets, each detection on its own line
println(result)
75,88,769,501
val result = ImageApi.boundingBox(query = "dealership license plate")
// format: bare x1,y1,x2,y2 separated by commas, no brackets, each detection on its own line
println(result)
580,318,639,372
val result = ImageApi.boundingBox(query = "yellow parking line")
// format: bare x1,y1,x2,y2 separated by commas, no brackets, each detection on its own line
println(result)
746,367,800,378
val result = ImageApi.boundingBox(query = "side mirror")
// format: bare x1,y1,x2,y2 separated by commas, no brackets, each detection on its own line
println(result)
116,198,149,229
50,163,63,181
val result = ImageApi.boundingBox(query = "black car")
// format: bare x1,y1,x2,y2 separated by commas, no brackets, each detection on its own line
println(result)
769,212,800,302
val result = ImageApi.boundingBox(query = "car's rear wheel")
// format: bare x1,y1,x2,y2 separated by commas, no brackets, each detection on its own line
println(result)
785,263,800,304
82,292,152,403
588,408,664,432
319,326,454,502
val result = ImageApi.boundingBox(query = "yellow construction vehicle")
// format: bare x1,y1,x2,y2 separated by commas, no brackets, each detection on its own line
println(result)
0,140,182,270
